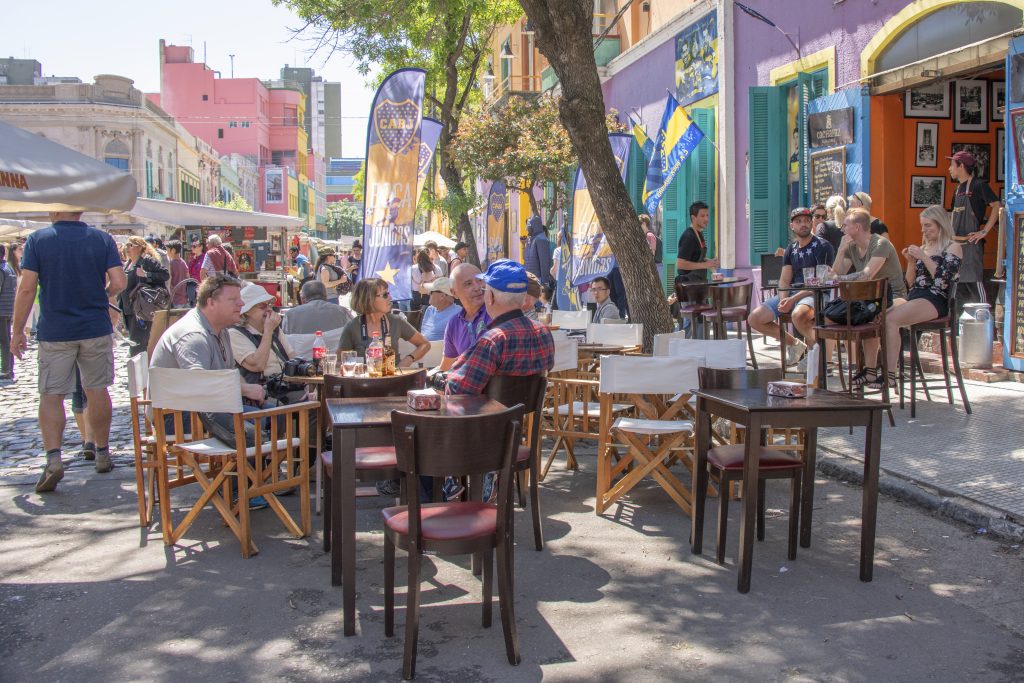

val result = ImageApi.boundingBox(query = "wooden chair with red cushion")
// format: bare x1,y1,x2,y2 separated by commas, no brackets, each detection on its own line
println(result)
899,285,971,418
674,280,714,338
484,373,548,551
320,370,427,570
697,367,804,565
384,403,525,680
700,282,758,368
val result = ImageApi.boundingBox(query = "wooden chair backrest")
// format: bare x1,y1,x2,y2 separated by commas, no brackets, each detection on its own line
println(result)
698,367,783,390
833,278,888,328
392,405,524,479
711,282,753,311
147,308,189,360
323,368,427,399
675,281,712,305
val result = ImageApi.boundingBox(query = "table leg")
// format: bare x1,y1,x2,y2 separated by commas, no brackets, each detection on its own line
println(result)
860,409,882,582
815,291,828,389
799,427,819,548
691,397,710,555
737,414,762,594
339,428,357,636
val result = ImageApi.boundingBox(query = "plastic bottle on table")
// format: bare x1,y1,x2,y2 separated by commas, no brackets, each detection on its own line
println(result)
311,330,327,375
367,331,384,378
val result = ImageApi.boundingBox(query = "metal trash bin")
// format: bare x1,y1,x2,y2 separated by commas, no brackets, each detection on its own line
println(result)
958,303,993,369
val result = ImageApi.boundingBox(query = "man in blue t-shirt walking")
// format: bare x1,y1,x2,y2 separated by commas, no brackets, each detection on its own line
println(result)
747,207,835,367
12,212,127,493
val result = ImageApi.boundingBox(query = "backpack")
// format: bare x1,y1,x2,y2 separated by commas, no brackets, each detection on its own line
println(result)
130,283,171,322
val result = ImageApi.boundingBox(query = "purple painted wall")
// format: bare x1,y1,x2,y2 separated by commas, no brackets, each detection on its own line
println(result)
602,38,678,133
731,0,907,268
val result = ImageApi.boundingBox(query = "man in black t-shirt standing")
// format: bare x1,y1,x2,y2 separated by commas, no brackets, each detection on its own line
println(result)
675,201,717,283
948,150,999,309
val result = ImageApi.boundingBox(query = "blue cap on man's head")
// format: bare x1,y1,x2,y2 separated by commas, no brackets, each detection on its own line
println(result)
475,259,528,292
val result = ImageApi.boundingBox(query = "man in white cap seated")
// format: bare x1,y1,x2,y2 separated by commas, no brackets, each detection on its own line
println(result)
419,276,462,341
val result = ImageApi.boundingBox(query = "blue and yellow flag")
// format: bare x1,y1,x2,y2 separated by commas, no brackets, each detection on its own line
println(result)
642,93,704,215
631,118,654,164
571,133,632,287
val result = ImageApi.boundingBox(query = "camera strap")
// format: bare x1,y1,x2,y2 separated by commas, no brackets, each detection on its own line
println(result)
358,315,389,344
234,326,290,377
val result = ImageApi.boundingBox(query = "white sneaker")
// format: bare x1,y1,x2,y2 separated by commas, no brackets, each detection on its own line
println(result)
785,341,807,367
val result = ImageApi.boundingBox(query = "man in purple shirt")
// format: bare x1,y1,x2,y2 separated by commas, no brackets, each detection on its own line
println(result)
437,262,491,372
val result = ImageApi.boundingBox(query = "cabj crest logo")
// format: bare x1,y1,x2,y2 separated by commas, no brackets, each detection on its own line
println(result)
417,141,432,178
374,99,420,155
489,193,506,220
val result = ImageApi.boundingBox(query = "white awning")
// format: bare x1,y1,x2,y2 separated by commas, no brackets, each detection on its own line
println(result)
0,217,51,239
130,197,307,229
0,119,138,214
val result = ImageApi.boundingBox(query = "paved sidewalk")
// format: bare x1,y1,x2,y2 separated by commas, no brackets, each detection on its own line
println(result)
750,338,1024,533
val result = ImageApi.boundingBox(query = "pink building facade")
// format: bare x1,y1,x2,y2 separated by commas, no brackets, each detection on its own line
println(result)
154,40,308,222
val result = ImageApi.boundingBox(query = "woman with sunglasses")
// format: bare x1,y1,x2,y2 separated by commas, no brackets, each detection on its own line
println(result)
338,278,430,365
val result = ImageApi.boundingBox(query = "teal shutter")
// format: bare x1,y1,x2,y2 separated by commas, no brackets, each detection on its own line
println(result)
748,85,787,263
661,174,682,294
625,138,648,213
797,72,813,209
687,108,716,258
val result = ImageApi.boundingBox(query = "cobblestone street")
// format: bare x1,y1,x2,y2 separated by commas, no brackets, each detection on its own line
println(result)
0,339,137,480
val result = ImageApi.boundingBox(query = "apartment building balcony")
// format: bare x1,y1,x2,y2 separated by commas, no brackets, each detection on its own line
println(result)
483,74,542,110
540,36,621,92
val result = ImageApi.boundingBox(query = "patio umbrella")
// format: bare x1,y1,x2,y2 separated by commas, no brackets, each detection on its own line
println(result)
0,119,137,214
413,230,456,248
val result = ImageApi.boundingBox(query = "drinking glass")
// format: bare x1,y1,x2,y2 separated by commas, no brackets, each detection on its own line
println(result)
352,362,367,377
816,264,829,281
340,351,358,376
803,266,816,284
323,358,338,376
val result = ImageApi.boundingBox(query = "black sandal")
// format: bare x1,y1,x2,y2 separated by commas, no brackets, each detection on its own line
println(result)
850,367,879,387
867,371,897,391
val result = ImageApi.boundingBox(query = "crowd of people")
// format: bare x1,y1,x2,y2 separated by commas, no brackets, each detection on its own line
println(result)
4,149,994,497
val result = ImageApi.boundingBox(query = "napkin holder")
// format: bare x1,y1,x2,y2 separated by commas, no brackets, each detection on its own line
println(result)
407,388,441,411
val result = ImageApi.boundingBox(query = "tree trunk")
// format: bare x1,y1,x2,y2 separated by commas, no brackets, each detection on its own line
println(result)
525,183,541,217
519,0,673,350
439,157,481,267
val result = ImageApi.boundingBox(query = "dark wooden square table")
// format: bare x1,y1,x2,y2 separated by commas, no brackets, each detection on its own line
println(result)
692,386,888,593
326,394,507,636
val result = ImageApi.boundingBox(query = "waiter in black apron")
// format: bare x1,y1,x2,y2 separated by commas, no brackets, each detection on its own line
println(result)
948,150,1000,317
674,201,717,337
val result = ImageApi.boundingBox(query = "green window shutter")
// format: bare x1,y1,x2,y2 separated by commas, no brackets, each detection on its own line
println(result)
748,86,787,263
688,108,717,258
626,138,647,213
661,173,682,294
797,72,813,209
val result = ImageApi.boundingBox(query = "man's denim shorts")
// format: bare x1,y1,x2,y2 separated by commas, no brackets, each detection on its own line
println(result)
762,294,815,320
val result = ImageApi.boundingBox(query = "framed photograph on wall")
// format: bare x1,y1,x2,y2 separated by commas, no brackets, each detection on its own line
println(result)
905,82,950,118
950,142,992,181
915,122,939,167
997,128,1006,182
953,79,988,132
910,176,946,208
992,82,1006,122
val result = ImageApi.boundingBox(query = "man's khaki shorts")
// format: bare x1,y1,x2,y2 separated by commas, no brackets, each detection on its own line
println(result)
38,335,115,396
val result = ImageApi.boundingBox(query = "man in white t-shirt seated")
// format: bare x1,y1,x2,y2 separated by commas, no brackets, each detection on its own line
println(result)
419,276,462,341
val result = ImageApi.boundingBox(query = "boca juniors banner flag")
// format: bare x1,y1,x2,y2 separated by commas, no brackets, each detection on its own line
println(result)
484,180,507,266
571,133,632,286
361,68,426,300
415,117,442,205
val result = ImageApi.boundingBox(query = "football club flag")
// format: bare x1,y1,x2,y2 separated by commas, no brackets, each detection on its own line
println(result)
631,117,654,163
414,117,442,205
571,133,632,286
642,93,705,215
484,180,507,266
361,68,426,301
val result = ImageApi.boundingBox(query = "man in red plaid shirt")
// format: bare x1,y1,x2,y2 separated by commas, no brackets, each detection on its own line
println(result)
447,259,554,395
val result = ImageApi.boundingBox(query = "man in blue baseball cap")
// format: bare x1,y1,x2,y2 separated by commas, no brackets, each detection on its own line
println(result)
446,259,554,395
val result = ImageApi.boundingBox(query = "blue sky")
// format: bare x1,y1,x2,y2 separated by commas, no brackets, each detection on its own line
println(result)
0,0,376,156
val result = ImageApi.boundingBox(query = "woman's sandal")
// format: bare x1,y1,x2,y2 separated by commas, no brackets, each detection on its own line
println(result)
867,371,898,391
850,367,879,387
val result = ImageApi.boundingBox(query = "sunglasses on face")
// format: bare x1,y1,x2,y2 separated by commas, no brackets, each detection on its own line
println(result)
377,291,391,299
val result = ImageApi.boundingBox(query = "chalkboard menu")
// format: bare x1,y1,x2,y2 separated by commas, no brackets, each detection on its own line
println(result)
809,147,846,207
1012,213,1024,359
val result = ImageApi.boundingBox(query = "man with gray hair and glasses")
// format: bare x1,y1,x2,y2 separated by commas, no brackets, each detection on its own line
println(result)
282,280,353,335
